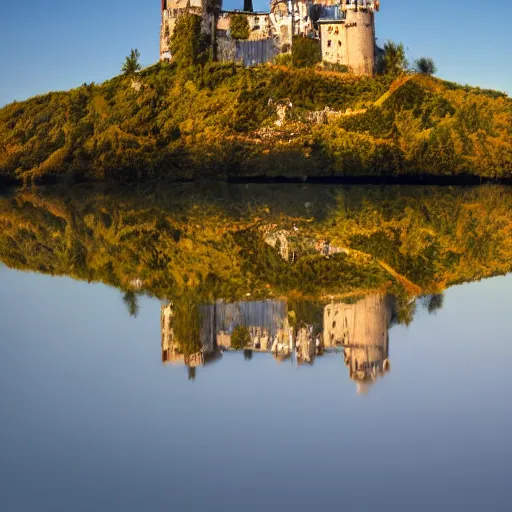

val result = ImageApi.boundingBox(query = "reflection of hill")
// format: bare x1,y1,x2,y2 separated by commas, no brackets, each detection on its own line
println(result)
1,184,512,305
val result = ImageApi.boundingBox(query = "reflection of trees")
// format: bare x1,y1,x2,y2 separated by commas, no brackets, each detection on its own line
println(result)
173,296,202,356
394,296,417,327
122,291,139,318
424,293,444,315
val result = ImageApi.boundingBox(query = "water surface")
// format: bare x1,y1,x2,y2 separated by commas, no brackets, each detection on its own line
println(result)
0,184,511,511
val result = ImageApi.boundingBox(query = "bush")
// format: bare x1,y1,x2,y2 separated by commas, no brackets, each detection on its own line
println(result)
292,37,321,68
414,57,437,76
274,53,293,67
231,325,251,350
322,62,349,73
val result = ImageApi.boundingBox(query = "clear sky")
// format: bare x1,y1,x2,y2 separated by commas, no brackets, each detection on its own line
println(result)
0,0,510,107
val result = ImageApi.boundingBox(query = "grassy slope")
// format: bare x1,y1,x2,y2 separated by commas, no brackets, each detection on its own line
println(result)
0,62,511,184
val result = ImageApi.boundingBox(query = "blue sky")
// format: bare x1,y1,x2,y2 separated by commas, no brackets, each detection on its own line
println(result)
0,0,510,107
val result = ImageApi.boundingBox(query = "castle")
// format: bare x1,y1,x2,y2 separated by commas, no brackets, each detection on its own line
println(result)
160,0,381,75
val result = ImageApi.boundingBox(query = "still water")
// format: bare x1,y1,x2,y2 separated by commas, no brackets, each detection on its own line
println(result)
0,184,511,511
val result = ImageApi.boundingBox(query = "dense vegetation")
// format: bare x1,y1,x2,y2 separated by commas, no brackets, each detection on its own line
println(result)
1,49,510,185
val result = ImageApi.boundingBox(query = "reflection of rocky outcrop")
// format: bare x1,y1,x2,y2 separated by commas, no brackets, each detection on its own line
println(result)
263,229,291,261
323,295,394,392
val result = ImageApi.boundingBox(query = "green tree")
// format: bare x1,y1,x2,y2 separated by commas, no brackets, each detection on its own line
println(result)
230,14,250,40
377,41,408,77
292,36,321,68
414,57,437,76
169,13,209,70
121,49,141,75
231,325,251,350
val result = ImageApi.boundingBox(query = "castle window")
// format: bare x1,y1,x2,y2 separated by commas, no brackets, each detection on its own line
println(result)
327,40,332,48
338,40,342,47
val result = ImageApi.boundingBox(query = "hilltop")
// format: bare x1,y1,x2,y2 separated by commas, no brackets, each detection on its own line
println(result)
0,62,511,185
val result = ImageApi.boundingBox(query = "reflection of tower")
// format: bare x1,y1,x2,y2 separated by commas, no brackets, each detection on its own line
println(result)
161,301,177,363
323,294,393,391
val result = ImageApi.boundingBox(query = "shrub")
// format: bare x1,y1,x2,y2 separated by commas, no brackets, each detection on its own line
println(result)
274,53,293,67
231,325,251,350
414,57,437,76
292,37,321,68
322,62,349,73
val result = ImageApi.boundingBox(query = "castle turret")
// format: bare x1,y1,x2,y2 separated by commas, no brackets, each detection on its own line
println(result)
344,3,376,75
318,0,379,75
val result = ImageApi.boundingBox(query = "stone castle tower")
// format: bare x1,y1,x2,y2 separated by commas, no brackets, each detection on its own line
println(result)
319,0,379,75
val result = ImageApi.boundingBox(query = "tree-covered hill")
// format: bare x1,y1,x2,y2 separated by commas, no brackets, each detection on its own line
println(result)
0,61,511,185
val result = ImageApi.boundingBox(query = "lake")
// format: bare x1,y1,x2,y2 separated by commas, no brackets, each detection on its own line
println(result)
0,183,511,511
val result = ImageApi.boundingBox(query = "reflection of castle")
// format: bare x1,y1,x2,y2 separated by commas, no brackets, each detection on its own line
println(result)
161,294,394,389
324,294,393,392
161,299,293,368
